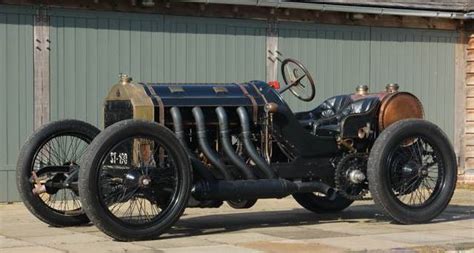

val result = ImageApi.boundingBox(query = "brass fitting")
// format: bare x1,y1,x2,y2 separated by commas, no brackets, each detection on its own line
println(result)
119,73,132,86
265,102,279,114
386,83,399,93
355,85,369,95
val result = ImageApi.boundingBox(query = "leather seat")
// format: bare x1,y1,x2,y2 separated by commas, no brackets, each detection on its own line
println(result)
296,95,380,136
295,95,352,126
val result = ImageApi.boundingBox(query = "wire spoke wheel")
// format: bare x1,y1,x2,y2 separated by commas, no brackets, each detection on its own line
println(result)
97,136,179,225
79,120,191,241
32,134,89,214
16,120,100,227
387,137,443,208
368,119,457,224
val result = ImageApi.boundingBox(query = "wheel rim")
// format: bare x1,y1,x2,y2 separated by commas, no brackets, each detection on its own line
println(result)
386,136,445,209
31,133,90,215
96,135,180,227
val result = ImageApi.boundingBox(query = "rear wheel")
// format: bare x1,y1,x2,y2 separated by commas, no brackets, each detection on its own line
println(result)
79,120,191,241
16,120,100,226
293,192,353,213
368,119,457,224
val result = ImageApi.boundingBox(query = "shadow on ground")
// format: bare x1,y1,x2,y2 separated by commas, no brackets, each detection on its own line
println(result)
154,204,474,240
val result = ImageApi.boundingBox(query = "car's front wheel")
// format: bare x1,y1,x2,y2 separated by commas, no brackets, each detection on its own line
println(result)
368,119,457,224
79,120,192,241
16,119,100,227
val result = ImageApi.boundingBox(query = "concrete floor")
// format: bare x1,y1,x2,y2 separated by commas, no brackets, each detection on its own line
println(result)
0,189,473,253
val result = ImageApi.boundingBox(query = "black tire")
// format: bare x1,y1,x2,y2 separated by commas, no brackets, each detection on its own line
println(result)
79,119,192,241
227,199,257,209
368,119,457,224
16,119,100,227
293,192,354,213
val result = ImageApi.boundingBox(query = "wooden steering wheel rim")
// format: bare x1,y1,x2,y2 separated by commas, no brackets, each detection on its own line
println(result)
280,58,316,102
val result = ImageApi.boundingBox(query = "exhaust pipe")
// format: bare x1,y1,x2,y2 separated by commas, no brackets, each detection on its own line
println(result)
236,107,277,179
215,107,256,180
193,179,336,200
192,107,233,180
170,107,216,182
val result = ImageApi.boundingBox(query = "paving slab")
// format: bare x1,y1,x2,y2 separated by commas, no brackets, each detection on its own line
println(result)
161,245,262,253
21,232,108,246
371,231,472,245
202,232,284,244
307,235,416,251
0,236,32,248
0,246,65,253
134,235,221,249
53,241,156,253
0,189,473,252
239,239,346,253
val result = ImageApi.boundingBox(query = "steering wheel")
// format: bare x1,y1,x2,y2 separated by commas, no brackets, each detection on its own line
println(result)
280,58,316,102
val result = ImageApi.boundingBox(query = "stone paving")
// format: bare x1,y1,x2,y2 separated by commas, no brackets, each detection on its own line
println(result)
0,189,473,253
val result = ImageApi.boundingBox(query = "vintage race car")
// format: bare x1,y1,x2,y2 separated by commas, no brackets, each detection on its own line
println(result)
16,59,457,241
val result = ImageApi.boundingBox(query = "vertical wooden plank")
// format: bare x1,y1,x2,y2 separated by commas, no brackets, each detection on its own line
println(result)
196,24,206,82
6,14,20,165
226,26,236,82
108,19,120,80
206,23,217,82
187,23,197,82
86,18,99,125
140,20,152,81
266,20,278,83
0,171,7,202
33,9,50,129
175,23,186,82
130,19,141,80
215,24,226,82
75,18,87,122
64,17,76,118
0,14,7,169
459,32,469,172
7,171,18,202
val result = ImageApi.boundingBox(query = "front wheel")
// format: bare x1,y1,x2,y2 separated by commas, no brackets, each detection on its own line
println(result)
16,119,100,227
79,120,192,241
368,119,457,224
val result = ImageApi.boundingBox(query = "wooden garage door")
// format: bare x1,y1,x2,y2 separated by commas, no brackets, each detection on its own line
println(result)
278,22,457,142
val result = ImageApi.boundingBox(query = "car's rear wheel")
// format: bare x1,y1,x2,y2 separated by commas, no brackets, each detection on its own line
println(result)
16,119,100,227
368,119,457,224
79,120,191,241
293,192,353,213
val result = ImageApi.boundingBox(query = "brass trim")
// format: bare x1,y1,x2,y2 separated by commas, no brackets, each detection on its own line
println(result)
104,77,154,124
213,86,228,93
145,85,165,125
237,83,258,123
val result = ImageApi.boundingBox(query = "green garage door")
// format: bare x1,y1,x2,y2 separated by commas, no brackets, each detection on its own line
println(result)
278,22,457,141
0,6,34,202
48,9,267,126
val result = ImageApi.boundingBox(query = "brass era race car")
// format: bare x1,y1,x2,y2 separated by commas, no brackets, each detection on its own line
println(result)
17,59,457,241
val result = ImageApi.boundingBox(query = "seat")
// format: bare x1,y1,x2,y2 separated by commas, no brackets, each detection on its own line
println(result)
296,96,380,136
295,95,352,131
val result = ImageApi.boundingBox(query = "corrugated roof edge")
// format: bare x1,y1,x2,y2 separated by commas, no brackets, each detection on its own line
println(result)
294,0,473,12
172,0,474,19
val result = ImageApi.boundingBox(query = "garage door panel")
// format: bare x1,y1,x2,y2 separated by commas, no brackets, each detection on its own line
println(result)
49,9,266,127
370,27,457,141
279,23,456,142
0,7,34,202
278,23,371,112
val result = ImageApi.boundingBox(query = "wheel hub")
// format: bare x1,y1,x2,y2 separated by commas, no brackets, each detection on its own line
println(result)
139,175,152,188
